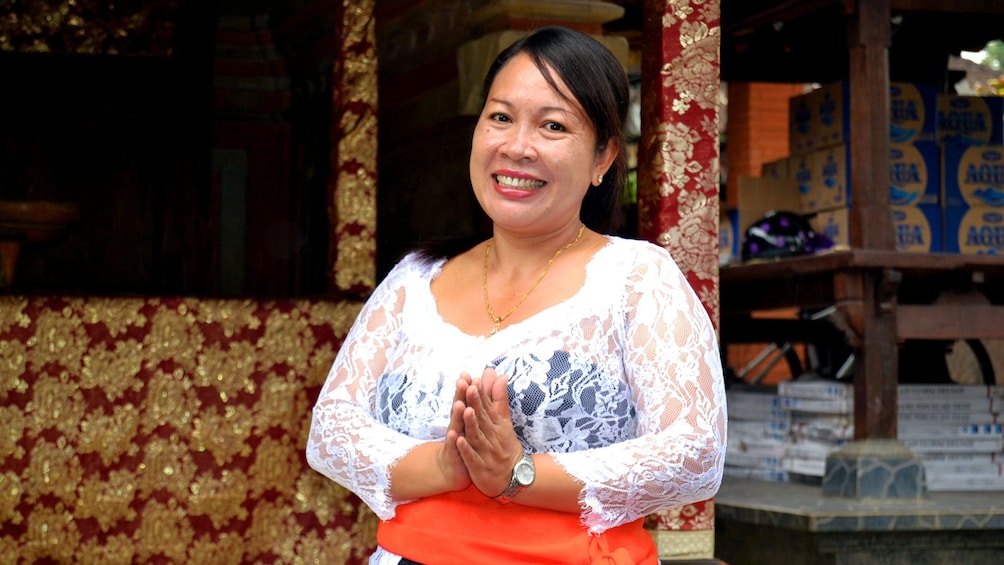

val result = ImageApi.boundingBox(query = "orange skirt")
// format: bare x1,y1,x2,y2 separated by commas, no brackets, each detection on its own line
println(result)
377,485,658,565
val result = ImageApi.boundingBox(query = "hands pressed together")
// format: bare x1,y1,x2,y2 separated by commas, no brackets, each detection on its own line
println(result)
438,367,524,499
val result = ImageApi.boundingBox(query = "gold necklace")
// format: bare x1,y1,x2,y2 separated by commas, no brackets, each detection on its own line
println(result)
483,223,586,336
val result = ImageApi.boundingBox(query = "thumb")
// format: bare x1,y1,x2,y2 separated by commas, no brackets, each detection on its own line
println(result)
490,371,510,419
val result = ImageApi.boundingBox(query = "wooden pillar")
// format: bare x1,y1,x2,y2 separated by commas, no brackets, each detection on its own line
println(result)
639,0,721,560
845,0,898,439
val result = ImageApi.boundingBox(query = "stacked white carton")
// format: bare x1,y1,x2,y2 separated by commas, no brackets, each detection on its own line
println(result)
897,384,1003,491
725,382,854,483
724,386,790,482
777,380,854,481
726,382,1004,491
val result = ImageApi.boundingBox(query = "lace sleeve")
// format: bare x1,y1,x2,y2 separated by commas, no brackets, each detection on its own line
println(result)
306,258,426,520
556,246,728,533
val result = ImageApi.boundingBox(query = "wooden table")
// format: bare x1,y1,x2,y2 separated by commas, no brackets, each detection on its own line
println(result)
721,250,1004,439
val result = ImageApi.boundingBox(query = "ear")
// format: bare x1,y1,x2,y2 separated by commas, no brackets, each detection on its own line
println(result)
592,138,619,186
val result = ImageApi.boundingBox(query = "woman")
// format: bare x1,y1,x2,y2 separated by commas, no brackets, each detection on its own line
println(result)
307,26,727,565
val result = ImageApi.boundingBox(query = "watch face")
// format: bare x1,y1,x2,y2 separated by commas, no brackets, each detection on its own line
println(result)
514,459,535,485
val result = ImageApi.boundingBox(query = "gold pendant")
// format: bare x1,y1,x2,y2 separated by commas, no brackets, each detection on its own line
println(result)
490,321,501,335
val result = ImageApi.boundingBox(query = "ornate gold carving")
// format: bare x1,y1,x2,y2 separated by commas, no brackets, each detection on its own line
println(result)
0,0,180,55
332,0,378,296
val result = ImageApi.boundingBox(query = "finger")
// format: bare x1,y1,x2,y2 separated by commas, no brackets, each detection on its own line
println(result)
462,403,482,444
455,374,471,403
467,379,502,431
480,367,497,400
448,398,466,437
456,425,485,467
490,373,511,420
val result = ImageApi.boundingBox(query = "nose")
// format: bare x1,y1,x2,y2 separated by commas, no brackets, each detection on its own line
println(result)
499,124,538,161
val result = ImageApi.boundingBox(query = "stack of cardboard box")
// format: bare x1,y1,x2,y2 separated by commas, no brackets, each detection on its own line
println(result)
724,382,854,484
898,384,1004,491
724,382,1004,490
720,83,1004,261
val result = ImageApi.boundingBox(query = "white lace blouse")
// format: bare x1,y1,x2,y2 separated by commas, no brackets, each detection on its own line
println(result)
307,236,727,540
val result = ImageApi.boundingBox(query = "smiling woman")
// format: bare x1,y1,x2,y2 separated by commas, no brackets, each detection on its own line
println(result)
307,26,727,565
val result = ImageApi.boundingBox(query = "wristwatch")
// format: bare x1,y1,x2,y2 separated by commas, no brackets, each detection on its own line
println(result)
493,452,535,504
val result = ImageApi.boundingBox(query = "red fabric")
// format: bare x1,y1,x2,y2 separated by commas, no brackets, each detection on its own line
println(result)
637,0,722,536
378,486,658,565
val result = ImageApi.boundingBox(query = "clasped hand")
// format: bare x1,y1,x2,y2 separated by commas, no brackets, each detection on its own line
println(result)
439,367,524,499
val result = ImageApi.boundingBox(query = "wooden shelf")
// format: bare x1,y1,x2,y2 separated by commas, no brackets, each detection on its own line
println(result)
719,1,1004,441
722,250,1004,340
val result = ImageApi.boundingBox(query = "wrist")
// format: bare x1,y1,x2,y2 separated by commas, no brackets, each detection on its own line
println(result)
493,452,535,504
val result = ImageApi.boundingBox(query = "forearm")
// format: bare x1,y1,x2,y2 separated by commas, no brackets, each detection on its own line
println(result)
509,454,583,513
388,442,459,500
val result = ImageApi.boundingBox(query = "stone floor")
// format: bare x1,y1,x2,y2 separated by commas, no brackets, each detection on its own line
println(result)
714,477,1004,564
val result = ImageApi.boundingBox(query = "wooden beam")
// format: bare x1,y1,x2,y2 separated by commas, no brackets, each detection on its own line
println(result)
891,0,1004,15
897,305,1004,340
722,0,840,35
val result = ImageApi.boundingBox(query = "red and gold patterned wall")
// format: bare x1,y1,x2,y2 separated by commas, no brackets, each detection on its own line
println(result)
639,0,721,558
1,1,723,562
0,296,379,563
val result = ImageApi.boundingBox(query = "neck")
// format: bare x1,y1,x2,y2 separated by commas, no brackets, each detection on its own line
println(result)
488,223,588,274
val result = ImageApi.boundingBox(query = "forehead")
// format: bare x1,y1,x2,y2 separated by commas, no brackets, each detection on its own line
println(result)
491,53,574,102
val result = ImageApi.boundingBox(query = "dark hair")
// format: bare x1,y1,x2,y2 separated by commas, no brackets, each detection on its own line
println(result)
482,26,629,235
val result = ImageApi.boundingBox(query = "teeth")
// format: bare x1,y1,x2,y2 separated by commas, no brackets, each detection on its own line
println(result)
495,174,545,189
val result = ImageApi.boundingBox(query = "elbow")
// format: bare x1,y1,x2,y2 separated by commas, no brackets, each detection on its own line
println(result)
304,410,331,478
697,434,727,499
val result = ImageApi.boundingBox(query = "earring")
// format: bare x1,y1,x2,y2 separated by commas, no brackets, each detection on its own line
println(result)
597,174,604,185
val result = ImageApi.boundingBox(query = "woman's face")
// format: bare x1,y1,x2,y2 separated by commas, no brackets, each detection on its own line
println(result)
470,52,615,236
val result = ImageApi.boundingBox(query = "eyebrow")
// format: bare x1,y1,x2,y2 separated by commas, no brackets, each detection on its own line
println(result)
486,98,575,117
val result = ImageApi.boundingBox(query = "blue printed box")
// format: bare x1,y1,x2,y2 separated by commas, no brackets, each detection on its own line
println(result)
889,141,940,206
811,205,941,253
944,206,1004,255
938,95,1004,147
798,141,939,213
891,205,943,253
942,144,1004,208
799,145,849,213
720,208,739,264
789,82,938,156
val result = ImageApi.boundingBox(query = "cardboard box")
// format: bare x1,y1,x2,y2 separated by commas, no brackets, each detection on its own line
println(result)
737,175,802,235
889,141,941,206
789,81,938,156
801,145,850,213
938,94,1004,147
942,144,1004,208
735,175,802,260
789,92,815,156
761,157,790,179
720,207,739,265
891,205,943,252
811,204,942,253
799,141,940,213
944,206,1004,255
889,82,940,144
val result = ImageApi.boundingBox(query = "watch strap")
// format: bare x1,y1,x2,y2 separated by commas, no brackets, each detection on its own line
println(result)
493,452,533,504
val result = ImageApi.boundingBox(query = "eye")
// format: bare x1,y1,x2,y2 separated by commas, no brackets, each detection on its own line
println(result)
489,112,512,123
545,121,566,132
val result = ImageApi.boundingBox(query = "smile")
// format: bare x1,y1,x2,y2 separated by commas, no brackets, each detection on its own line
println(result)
495,174,546,190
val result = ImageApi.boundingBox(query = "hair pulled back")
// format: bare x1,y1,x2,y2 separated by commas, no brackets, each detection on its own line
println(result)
481,26,630,235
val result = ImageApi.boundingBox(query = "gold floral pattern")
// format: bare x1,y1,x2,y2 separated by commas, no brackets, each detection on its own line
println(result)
332,0,379,297
0,295,374,564
640,0,721,543
640,0,720,325
0,0,179,55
